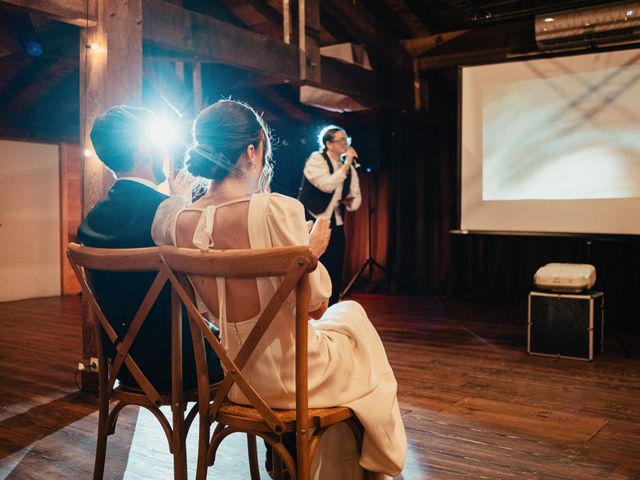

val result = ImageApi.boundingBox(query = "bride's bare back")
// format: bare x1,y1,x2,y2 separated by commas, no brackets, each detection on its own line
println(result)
175,199,261,324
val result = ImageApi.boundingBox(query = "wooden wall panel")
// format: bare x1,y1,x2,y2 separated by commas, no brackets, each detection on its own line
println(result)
59,143,82,296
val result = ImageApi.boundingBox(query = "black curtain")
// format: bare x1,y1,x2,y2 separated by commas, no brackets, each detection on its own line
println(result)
381,71,640,335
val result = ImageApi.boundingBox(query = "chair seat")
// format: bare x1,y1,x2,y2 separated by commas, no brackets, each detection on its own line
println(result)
113,382,222,406
217,402,355,433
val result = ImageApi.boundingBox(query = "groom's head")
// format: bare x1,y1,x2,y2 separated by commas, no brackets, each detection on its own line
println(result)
90,105,166,183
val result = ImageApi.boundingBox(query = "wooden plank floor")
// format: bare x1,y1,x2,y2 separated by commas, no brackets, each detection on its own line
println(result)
1,294,639,479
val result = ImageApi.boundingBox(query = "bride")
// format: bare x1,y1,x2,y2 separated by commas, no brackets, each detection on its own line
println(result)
173,99,407,479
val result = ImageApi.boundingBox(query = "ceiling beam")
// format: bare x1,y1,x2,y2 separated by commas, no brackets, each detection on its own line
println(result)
244,0,283,28
0,0,97,27
142,0,411,109
402,0,440,34
2,0,411,110
321,0,412,71
401,30,469,57
0,56,57,111
142,0,300,81
415,21,536,70
257,85,312,124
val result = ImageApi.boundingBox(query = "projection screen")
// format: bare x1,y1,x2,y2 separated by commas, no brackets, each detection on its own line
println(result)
460,48,640,235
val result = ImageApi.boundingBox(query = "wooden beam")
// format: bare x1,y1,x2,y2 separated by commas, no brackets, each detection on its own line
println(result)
142,0,410,109
59,143,82,296
259,86,312,123
321,0,412,71
401,30,470,57
415,21,536,70
192,62,202,114
298,0,320,83
142,0,300,82
0,0,97,27
0,56,57,111
283,0,292,44
320,56,410,110
245,0,283,29
402,0,440,34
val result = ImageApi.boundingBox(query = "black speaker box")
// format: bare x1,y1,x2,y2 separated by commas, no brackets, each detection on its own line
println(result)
528,291,604,361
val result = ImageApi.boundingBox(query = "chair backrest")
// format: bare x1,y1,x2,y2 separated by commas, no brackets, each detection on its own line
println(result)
67,243,176,406
157,245,317,436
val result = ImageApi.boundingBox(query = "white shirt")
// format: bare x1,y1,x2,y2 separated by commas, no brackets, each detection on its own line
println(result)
151,195,190,245
302,151,362,226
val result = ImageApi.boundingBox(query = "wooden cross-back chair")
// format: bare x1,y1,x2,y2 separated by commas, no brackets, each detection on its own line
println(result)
158,245,364,480
66,243,221,480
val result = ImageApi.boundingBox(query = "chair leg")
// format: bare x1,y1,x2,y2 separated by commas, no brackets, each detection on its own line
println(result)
296,431,310,480
246,433,260,480
273,449,284,480
195,406,210,480
172,406,188,480
93,397,109,480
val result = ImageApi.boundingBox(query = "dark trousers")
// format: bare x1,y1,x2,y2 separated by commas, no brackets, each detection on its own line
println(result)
320,224,345,306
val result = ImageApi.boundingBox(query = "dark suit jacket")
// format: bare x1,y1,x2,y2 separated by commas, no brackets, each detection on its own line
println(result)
78,179,222,391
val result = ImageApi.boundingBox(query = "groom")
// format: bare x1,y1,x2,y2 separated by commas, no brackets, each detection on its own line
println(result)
78,105,222,391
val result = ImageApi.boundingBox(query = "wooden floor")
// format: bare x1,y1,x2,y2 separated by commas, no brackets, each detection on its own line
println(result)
1,294,639,479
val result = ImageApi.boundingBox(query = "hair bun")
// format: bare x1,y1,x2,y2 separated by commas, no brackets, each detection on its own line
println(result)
185,145,232,181
185,145,211,163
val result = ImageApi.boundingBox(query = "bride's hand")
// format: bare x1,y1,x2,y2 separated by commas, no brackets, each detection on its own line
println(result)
308,217,331,258
168,169,195,198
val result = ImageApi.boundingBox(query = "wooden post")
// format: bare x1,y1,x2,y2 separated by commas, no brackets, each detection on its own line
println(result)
79,0,143,391
413,58,422,112
192,62,203,115
59,143,82,296
297,0,320,83
282,0,291,44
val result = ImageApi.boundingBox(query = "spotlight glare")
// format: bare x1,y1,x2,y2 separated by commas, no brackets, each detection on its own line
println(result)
544,17,554,23
144,116,180,146
83,148,93,158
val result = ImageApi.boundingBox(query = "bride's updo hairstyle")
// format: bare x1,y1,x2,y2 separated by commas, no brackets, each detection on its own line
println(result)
186,99,273,192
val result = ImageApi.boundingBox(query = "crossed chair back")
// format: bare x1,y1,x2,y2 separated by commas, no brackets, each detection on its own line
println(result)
66,243,216,480
158,245,364,480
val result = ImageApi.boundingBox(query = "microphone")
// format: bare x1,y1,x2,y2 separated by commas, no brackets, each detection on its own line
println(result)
346,149,361,169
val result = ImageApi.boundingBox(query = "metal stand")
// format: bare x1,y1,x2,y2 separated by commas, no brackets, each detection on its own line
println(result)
340,170,387,299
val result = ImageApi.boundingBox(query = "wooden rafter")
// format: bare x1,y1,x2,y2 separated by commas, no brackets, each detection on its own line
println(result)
142,0,410,109
321,0,412,71
401,30,469,57
0,56,57,111
415,20,535,70
402,0,440,34
0,0,97,27
244,0,282,29
258,85,311,123
0,0,413,114
142,0,300,82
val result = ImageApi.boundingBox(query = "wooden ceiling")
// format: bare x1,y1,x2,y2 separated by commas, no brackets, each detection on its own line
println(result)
0,0,626,143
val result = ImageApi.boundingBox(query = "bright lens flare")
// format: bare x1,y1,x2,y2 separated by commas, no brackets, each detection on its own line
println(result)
144,116,179,146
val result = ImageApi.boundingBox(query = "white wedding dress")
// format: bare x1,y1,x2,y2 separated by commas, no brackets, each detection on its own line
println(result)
178,193,407,478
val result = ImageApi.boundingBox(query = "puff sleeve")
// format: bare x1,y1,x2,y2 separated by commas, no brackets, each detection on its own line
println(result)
265,194,332,311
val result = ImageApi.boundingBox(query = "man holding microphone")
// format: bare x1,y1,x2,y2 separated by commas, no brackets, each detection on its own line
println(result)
298,125,362,305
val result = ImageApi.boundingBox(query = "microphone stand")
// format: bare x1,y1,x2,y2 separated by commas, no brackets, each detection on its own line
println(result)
340,166,388,299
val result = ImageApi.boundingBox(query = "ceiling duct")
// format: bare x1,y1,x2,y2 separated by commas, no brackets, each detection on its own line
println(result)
300,43,371,112
535,2,640,50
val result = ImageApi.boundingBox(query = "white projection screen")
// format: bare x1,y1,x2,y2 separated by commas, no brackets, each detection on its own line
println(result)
460,48,640,235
